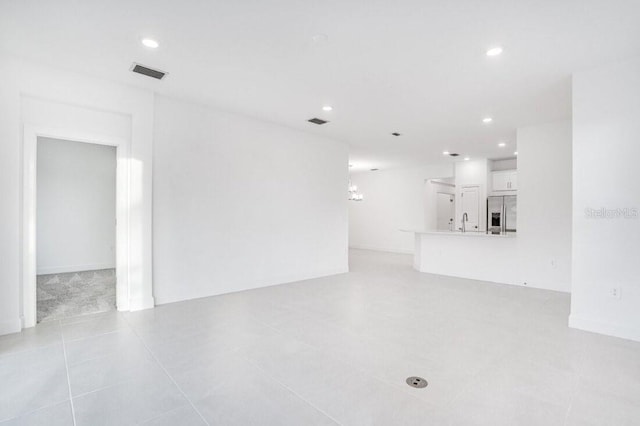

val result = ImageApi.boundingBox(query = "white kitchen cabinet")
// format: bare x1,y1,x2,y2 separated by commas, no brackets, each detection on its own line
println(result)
492,170,517,191
508,171,517,190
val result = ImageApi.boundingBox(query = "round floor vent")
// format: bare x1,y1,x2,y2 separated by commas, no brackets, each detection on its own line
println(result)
406,376,428,388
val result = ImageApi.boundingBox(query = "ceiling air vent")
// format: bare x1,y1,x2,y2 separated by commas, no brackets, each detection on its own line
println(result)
391,132,401,136
449,153,460,157
130,63,167,80
308,118,329,125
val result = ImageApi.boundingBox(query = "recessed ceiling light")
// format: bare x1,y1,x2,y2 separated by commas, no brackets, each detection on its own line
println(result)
486,47,503,56
442,151,450,155
514,151,518,155
498,142,506,147
483,117,493,123
464,157,470,161
141,38,159,49
322,105,333,112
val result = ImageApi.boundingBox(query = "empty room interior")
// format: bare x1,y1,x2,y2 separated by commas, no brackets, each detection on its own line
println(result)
36,138,117,323
0,1,639,425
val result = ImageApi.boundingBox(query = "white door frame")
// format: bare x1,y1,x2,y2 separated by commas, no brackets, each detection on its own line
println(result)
22,126,130,328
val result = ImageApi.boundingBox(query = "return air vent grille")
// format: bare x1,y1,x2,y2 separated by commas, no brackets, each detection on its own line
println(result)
308,118,329,125
130,63,167,80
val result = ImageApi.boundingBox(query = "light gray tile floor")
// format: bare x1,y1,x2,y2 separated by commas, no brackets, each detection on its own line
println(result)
1,249,639,425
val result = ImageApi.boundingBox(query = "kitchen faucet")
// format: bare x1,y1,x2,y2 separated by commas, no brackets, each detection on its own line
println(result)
461,212,468,233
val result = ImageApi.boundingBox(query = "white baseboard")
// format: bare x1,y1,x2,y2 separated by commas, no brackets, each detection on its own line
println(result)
349,244,414,255
569,314,640,343
154,266,350,306
128,296,155,312
0,317,22,336
37,263,116,275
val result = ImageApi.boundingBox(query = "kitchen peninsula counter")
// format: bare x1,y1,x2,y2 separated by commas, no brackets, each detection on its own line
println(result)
403,230,519,286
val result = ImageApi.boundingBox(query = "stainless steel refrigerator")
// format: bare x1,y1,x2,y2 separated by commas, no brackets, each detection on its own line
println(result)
487,195,517,234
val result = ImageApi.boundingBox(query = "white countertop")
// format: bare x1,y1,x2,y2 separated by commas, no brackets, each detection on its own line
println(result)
400,229,516,238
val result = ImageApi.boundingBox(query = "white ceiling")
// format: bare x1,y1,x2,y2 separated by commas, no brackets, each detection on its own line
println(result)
2,0,640,171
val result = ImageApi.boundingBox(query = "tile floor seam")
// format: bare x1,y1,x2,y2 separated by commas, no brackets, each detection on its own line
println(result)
0,321,63,355
257,302,447,365
0,398,71,424
0,341,62,360
253,300,488,409
429,354,498,411
66,355,170,400
224,316,354,424
561,334,590,426
137,404,197,426
7,250,640,425
66,351,147,370
121,314,212,426
562,370,585,426
65,341,150,369
60,313,123,327
239,353,344,426
62,327,128,344
61,329,78,426
67,374,162,400
253,313,447,411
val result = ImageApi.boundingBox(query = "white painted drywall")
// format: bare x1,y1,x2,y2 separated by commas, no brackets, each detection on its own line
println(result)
491,158,518,171
348,165,454,254
152,95,349,305
517,121,572,292
36,138,116,274
570,57,640,342
0,55,154,334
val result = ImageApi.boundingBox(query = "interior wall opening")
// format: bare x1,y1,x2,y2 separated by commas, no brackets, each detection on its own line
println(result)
35,137,117,322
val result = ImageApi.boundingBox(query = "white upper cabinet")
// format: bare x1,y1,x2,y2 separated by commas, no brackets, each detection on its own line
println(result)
492,170,517,191
508,171,517,190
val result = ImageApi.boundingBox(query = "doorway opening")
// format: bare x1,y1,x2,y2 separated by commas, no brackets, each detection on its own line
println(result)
460,185,480,231
35,137,117,322
436,192,455,231
424,177,456,231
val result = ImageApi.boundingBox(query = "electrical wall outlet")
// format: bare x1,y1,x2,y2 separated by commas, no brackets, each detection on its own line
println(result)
610,287,621,299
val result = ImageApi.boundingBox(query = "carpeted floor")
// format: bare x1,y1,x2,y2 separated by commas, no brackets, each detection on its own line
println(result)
36,269,116,322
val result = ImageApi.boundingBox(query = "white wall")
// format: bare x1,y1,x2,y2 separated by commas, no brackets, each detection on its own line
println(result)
36,138,116,274
517,120,572,292
570,57,640,341
348,165,454,254
491,158,517,171
0,55,154,334
152,95,349,305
